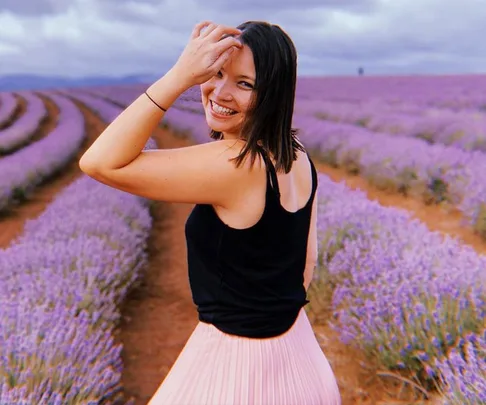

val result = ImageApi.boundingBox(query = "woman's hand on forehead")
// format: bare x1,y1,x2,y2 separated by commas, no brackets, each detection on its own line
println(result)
171,21,243,88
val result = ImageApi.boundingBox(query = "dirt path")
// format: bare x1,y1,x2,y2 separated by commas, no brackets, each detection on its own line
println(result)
118,129,199,405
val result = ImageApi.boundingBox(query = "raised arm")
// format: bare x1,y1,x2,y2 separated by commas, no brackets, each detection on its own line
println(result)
78,22,244,206
79,21,242,172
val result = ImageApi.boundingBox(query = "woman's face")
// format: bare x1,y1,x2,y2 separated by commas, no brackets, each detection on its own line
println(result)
200,43,256,140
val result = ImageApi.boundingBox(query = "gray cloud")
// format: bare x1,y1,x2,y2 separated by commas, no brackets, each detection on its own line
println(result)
203,0,379,12
0,0,485,78
0,0,68,16
292,0,486,75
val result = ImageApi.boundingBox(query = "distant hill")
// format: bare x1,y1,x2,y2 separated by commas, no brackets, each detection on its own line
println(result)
0,74,159,91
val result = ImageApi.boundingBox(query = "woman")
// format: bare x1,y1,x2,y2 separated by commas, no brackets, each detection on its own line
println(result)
79,20,341,405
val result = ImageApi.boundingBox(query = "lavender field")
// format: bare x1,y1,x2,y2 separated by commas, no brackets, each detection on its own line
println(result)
0,75,485,404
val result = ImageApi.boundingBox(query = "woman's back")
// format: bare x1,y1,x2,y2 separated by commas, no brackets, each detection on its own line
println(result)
212,143,318,288
213,145,316,226
185,144,318,338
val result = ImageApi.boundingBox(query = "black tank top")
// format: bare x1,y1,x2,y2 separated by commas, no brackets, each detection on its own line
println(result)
184,145,318,338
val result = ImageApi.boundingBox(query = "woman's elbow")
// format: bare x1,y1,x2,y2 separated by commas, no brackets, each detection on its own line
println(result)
303,262,317,291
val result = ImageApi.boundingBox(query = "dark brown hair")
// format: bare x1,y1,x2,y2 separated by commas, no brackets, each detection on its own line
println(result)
209,21,305,174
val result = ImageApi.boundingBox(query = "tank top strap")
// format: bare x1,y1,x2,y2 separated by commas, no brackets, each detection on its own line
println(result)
256,145,281,198
257,146,318,200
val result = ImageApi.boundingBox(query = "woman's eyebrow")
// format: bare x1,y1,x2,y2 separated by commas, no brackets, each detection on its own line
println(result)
220,67,254,81
239,74,255,81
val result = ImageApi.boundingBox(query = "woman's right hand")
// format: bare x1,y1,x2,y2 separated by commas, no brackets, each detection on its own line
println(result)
171,21,243,88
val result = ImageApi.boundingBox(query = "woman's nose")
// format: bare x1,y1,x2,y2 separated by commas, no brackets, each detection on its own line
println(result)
213,81,233,101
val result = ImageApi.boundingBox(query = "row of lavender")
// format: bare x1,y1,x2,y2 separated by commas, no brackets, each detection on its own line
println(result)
295,75,486,110
312,174,486,403
0,92,18,128
0,91,156,403
0,92,85,213
0,169,153,404
295,98,486,152
81,85,211,143
292,114,486,240
81,84,485,402
0,91,49,154
294,78,486,240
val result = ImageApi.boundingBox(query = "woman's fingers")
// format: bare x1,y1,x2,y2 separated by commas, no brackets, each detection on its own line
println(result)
207,24,242,42
212,46,238,72
183,22,243,84
199,23,218,38
213,36,242,56
191,21,241,41
191,21,212,39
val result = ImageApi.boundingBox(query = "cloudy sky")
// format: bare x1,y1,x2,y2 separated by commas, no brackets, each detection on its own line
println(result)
0,0,485,78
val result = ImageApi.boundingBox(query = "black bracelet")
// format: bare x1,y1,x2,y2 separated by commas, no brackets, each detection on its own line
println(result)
144,90,168,112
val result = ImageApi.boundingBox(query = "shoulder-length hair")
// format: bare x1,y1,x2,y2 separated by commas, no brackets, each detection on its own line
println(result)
209,21,305,174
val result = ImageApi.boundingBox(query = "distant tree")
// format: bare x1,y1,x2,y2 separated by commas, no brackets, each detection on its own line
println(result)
358,66,364,76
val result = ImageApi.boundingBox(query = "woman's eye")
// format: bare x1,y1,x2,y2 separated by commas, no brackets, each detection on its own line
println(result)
214,72,252,89
240,81,253,89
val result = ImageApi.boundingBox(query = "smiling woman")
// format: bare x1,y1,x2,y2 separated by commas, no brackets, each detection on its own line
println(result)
201,43,255,140
79,20,341,405
206,21,306,174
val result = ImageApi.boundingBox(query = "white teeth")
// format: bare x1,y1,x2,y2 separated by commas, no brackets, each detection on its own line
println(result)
211,101,236,115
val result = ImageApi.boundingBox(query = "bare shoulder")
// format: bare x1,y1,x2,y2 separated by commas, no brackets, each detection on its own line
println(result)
80,137,264,207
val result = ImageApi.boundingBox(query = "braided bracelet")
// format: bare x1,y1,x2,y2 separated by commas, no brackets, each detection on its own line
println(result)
144,90,168,112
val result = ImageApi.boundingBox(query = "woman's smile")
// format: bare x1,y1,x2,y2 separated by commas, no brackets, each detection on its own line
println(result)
209,100,238,118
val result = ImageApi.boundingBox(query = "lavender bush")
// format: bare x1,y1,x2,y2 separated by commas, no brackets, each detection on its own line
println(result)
74,86,212,144
310,174,486,397
81,84,146,108
57,90,123,123
435,330,486,404
0,87,160,402
0,137,156,403
0,92,48,154
0,92,18,128
294,97,486,153
292,114,486,239
62,87,209,143
0,93,85,212
295,75,486,110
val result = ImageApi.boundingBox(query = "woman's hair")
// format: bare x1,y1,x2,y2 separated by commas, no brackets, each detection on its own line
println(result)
209,21,305,174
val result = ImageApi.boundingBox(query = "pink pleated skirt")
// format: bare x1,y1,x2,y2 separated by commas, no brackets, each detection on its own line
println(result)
148,308,341,405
